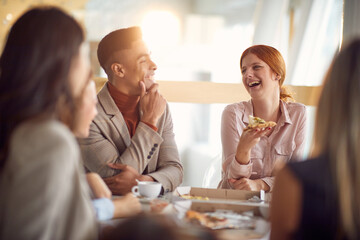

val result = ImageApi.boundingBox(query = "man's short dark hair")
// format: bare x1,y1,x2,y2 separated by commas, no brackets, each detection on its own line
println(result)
97,26,142,70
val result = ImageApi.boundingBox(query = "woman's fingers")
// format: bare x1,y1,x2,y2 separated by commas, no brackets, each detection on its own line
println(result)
251,127,272,137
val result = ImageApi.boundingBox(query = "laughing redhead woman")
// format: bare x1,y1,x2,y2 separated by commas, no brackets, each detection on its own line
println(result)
218,45,306,192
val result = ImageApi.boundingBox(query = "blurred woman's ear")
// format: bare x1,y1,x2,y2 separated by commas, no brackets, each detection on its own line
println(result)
70,80,98,138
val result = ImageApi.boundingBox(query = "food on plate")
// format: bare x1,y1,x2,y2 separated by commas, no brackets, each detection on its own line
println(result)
180,195,209,201
244,115,276,131
185,210,228,229
150,199,169,213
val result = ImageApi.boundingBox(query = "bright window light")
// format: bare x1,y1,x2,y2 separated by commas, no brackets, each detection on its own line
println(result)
141,11,180,47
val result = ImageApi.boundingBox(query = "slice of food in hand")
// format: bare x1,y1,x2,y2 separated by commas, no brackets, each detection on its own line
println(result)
245,115,276,131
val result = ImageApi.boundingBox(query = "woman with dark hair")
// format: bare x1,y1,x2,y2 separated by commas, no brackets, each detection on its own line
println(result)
219,45,306,192
0,7,97,239
271,40,360,239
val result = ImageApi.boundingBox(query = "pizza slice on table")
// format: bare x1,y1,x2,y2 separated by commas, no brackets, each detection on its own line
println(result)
185,210,228,229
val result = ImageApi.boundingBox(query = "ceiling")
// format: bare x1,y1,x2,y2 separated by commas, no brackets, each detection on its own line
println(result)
0,0,259,51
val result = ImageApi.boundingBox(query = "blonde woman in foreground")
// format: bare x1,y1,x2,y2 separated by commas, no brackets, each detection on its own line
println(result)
271,40,360,239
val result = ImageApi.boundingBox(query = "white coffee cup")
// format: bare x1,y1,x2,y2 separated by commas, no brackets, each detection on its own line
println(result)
131,181,162,199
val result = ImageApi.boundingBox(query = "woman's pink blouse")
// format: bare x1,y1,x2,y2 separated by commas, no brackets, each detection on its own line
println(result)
219,100,307,191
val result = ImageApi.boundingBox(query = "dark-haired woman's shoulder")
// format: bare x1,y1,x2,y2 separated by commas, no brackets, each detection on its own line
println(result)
287,155,329,184
285,155,339,239
271,155,338,240
0,118,97,240
6,118,80,177
287,155,336,225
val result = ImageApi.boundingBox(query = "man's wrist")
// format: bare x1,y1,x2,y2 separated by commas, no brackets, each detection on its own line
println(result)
140,116,158,126
138,175,154,182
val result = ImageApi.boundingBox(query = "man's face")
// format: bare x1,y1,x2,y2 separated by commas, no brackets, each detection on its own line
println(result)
115,39,157,96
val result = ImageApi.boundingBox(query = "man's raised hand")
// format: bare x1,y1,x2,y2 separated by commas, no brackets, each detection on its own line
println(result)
139,81,166,126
